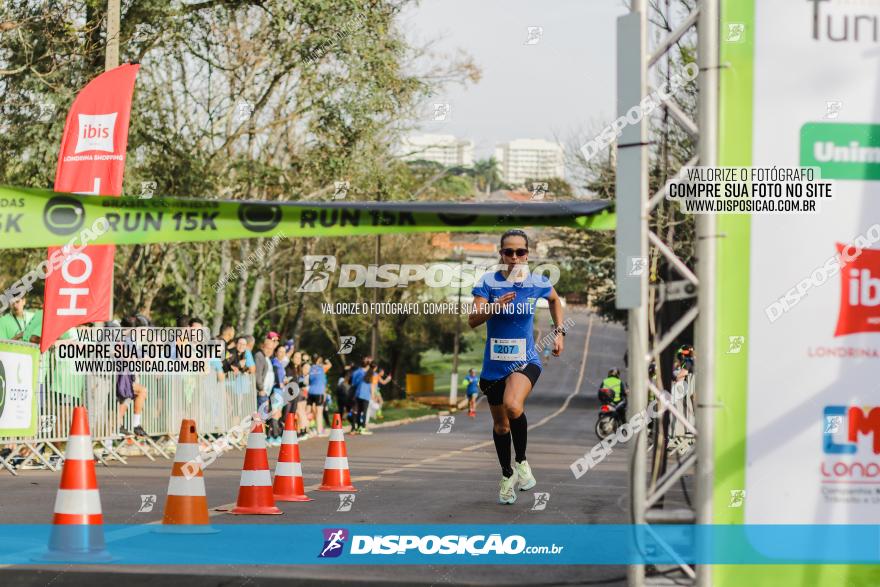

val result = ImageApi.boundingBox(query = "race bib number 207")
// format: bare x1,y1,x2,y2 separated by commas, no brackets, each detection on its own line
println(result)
490,338,526,361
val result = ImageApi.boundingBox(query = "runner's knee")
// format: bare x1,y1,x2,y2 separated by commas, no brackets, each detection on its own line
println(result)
493,423,510,435
503,400,522,419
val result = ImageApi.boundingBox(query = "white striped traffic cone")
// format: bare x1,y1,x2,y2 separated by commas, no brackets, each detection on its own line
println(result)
230,421,283,515
41,406,112,562
318,414,356,492
273,414,312,502
158,419,218,533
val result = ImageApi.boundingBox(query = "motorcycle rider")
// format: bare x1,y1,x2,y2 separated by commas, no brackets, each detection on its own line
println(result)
599,368,626,404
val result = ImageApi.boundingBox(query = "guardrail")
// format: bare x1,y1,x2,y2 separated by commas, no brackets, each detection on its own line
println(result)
0,349,256,476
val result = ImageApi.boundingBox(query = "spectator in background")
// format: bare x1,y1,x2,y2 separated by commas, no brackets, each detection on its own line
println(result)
350,357,372,435
336,364,353,427
208,335,226,381
218,323,235,364
367,364,390,425
296,358,311,437
189,317,205,329
465,368,480,417
266,331,280,353
0,297,35,340
268,344,289,446
224,336,248,373
254,335,275,415
307,356,332,436
116,316,148,437
244,335,256,374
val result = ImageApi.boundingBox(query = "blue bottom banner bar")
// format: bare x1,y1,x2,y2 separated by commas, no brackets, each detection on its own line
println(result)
0,525,878,565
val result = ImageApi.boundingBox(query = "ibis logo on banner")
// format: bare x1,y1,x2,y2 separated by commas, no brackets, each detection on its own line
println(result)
41,63,140,352
834,244,880,336
74,113,117,153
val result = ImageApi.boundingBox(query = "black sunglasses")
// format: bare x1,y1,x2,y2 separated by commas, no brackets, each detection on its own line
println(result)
500,248,529,257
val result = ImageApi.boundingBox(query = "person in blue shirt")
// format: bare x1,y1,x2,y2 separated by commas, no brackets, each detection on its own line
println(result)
468,229,566,505
465,368,480,417
267,345,289,446
348,356,373,434
307,356,332,436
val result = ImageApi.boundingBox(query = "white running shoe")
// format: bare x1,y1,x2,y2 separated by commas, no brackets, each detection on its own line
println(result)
499,470,519,505
515,460,536,491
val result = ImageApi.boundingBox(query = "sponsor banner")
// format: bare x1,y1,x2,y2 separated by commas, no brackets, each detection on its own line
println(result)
716,0,880,584
0,185,614,249
1,525,880,564
0,341,40,436
41,64,140,351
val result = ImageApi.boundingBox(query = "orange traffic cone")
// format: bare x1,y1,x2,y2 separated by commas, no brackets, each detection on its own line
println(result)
40,406,112,562
230,421,282,515
318,414,357,492
273,414,312,502
158,419,218,533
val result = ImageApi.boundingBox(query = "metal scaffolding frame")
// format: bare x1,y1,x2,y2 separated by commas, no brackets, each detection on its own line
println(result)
615,1,718,586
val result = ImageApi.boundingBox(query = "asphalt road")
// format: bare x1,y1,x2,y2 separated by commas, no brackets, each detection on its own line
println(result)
0,309,660,586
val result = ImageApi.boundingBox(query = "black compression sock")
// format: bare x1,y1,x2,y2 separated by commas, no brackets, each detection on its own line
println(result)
493,430,513,477
510,413,528,463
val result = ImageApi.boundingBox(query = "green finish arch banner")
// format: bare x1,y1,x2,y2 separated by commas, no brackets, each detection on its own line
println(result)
716,0,880,585
0,185,615,249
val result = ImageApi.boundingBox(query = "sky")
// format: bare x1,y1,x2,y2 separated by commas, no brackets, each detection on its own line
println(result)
400,0,629,161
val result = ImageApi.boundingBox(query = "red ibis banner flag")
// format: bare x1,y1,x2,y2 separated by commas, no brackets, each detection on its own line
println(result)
40,64,139,351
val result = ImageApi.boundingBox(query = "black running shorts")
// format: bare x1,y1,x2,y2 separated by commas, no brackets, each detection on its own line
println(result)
478,363,541,406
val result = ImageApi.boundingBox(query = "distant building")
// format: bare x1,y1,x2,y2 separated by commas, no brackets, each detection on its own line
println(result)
494,139,565,187
399,134,474,167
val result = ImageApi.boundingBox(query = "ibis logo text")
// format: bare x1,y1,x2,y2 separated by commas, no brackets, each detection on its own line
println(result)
822,405,880,483
75,113,117,153
835,245,880,336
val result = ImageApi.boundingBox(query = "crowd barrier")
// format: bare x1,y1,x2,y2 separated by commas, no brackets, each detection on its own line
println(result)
0,347,257,476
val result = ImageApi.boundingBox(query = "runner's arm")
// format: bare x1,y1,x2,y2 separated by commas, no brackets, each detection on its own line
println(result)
547,287,565,356
468,292,515,328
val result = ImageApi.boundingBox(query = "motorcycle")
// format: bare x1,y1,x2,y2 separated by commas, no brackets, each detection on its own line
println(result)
595,388,627,440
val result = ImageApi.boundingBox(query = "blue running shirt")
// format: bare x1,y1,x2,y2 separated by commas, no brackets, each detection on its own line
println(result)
471,270,553,381
308,365,327,395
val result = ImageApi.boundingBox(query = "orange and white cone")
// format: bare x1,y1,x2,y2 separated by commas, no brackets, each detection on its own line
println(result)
158,419,217,533
41,406,112,562
273,414,312,502
230,421,283,515
318,414,356,492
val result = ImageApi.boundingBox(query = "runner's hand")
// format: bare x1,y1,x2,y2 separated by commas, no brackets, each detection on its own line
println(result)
553,333,564,356
496,292,516,308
